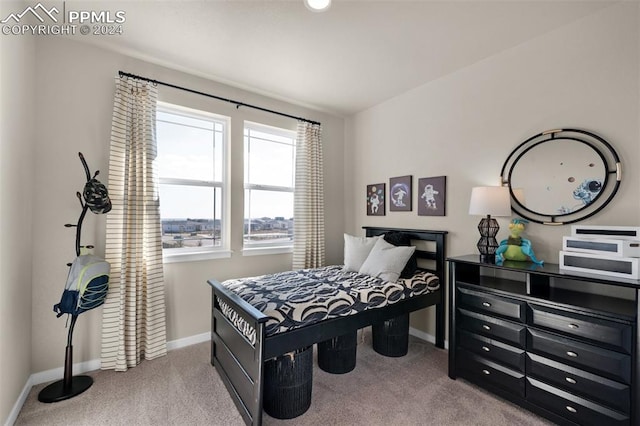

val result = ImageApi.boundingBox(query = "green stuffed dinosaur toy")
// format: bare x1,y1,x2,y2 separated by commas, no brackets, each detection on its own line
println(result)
495,218,543,265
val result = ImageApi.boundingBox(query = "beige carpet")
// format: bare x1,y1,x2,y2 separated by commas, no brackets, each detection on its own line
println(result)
16,330,552,425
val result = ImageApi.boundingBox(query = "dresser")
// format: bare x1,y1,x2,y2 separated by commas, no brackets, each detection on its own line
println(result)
448,255,639,426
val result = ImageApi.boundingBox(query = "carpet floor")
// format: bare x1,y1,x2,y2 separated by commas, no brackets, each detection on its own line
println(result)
16,330,553,425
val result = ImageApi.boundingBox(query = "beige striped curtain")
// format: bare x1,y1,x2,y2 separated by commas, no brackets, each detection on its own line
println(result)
293,122,325,269
101,76,167,371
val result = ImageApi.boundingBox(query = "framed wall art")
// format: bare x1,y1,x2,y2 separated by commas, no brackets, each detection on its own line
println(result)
418,176,446,216
366,183,385,216
389,175,412,212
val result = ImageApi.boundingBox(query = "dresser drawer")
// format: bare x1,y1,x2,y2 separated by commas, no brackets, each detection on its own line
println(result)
457,350,525,398
458,330,525,372
527,377,629,426
527,328,631,384
528,303,632,353
526,352,630,414
458,308,526,348
458,286,525,322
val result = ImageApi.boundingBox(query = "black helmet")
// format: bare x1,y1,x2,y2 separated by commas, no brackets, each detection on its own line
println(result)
83,177,111,214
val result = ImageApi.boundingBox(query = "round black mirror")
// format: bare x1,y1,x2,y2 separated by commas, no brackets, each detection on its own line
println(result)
500,129,621,225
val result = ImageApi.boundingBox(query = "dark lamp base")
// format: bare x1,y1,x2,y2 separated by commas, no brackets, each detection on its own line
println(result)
479,254,496,263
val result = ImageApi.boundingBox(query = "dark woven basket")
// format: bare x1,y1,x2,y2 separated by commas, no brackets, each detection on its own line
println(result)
372,313,410,357
318,331,357,374
263,346,313,419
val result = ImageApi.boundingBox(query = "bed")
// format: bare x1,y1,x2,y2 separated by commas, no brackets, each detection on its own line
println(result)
207,226,447,425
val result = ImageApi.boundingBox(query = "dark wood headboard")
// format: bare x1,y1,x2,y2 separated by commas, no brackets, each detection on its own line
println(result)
363,226,448,282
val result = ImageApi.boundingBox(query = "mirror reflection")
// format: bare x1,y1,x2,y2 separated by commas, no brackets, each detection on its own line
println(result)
510,140,606,216
501,129,621,225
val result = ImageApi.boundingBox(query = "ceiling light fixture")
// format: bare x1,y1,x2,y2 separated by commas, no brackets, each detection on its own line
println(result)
305,0,331,12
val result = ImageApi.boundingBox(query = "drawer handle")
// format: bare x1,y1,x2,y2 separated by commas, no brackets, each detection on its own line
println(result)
482,324,491,331
482,369,491,375
568,323,579,330
566,351,578,358
565,377,577,384
482,302,492,307
482,346,490,352
566,406,577,414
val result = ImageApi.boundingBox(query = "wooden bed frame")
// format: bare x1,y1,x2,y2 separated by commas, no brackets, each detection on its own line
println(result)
207,226,447,425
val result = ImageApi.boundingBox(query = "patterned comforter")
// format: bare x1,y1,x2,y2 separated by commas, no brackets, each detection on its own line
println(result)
221,265,439,337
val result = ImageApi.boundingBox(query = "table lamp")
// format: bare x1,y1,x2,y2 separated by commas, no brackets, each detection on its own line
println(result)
469,186,512,262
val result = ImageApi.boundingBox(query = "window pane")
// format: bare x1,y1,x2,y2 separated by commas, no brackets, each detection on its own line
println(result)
214,131,223,182
157,118,220,182
245,131,295,187
159,184,221,249
246,128,292,145
244,189,293,245
157,110,214,131
156,104,228,256
243,123,296,249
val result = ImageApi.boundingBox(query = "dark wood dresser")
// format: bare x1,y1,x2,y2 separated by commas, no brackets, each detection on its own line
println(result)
448,255,639,426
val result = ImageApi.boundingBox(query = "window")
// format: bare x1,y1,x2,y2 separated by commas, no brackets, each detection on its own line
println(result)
156,103,229,261
244,122,296,251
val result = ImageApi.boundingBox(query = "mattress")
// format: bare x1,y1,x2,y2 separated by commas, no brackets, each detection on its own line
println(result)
220,265,439,338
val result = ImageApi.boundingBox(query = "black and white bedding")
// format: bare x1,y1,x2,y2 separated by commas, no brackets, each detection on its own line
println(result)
221,265,439,338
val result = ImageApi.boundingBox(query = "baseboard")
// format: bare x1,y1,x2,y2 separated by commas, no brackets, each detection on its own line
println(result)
30,358,102,387
6,332,212,426
4,378,32,426
29,331,211,387
409,326,449,350
166,331,210,351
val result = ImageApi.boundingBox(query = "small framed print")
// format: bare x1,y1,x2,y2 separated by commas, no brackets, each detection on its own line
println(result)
418,176,446,216
389,175,412,212
366,183,385,216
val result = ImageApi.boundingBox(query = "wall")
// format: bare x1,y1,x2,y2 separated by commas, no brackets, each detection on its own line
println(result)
345,2,640,338
0,1,35,422
31,37,345,373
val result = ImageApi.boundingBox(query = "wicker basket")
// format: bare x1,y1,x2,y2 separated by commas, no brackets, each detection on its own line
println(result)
263,346,313,419
318,331,357,374
372,313,410,357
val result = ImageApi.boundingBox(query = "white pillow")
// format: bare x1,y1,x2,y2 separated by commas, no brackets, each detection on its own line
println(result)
359,238,416,283
343,234,381,272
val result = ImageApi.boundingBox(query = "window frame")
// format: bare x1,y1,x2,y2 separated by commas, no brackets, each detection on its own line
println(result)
156,102,231,263
243,121,296,254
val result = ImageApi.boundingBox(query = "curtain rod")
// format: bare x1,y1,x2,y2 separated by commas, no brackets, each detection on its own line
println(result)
118,71,321,126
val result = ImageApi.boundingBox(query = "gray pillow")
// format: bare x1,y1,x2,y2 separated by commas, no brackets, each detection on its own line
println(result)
343,233,381,272
359,238,416,283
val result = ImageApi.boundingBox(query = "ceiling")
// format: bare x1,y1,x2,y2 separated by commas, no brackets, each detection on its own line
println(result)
75,1,614,116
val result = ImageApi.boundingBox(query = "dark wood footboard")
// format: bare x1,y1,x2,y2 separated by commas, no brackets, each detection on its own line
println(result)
209,279,268,426
207,226,447,426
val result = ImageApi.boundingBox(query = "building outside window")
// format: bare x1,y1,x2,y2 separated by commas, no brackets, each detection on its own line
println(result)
156,103,229,260
244,121,296,250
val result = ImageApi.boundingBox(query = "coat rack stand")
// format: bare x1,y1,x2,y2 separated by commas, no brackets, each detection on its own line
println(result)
37,204,93,402
38,153,109,403
37,314,93,402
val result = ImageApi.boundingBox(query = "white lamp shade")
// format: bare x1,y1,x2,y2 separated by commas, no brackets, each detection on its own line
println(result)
469,186,512,217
